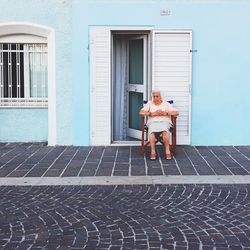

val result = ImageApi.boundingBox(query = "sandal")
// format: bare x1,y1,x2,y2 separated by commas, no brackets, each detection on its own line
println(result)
166,153,172,160
150,153,156,160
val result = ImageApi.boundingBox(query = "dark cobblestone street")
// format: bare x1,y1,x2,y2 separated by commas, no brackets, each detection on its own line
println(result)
0,185,250,250
0,144,250,249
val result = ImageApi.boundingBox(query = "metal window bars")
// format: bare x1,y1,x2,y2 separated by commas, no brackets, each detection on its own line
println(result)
0,43,48,107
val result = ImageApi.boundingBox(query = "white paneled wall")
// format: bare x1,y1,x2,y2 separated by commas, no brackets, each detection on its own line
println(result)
152,31,192,144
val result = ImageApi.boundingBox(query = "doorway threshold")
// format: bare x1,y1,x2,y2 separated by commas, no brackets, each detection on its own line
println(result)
111,141,141,146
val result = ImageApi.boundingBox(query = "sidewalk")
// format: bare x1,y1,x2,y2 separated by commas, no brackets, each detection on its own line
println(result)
0,143,250,178
0,143,250,186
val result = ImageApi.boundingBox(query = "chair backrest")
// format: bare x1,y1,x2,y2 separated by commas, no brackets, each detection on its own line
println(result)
143,99,174,105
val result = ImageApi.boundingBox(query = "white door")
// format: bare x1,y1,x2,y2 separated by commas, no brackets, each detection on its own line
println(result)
90,27,111,145
152,30,192,145
127,35,147,139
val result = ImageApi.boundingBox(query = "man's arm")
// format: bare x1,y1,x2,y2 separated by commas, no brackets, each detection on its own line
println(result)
139,109,150,116
168,110,179,116
139,101,151,116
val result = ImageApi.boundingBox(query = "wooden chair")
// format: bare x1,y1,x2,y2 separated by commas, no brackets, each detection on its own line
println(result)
140,115,177,155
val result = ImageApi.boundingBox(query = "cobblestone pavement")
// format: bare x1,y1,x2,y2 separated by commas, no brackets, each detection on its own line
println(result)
1,144,250,249
0,184,249,250
0,143,250,178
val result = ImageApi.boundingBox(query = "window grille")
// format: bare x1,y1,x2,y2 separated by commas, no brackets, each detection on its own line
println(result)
0,43,48,107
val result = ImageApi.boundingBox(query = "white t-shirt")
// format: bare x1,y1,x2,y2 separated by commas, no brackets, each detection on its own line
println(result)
141,100,175,124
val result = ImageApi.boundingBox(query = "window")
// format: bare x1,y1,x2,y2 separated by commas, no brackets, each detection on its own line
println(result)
0,42,48,107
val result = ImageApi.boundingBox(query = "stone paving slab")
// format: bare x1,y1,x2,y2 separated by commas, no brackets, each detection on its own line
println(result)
0,184,249,250
0,143,250,178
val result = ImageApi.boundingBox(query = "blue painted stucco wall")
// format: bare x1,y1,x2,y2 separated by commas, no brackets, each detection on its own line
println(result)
72,0,250,146
1,0,250,146
0,109,48,142
0,0,73,144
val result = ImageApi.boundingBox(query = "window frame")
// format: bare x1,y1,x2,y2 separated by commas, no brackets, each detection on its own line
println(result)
0,22,56,146
0,35,48,108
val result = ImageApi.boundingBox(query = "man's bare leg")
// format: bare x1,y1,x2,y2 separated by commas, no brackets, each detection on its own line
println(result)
162,131,171,159
149,133,156,159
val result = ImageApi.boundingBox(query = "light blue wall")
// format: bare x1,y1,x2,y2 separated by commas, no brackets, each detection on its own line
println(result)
0,0,73,145
1,0,250,146
72,0,250,146
0,109,48,142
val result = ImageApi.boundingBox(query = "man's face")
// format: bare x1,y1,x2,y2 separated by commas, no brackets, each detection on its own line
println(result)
153,92,161,101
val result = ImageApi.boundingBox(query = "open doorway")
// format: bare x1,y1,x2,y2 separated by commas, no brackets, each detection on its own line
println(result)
112,32,149,143
90,27,192,146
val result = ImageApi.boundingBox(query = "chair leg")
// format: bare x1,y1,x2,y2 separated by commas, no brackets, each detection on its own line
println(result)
171,116,177,154
141,117,145,155
141,141,151,155
140,144,145,155
171,132,176,154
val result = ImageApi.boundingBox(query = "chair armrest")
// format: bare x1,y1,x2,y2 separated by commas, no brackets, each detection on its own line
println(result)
171,115,177,127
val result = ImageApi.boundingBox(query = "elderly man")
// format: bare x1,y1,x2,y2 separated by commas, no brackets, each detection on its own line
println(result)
139,90,179,160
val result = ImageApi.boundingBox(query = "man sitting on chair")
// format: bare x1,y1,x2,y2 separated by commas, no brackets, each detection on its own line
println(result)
139,89,179,160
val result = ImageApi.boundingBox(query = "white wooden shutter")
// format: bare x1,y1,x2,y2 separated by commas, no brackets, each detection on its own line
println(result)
90,27,111,145
152,30,192,144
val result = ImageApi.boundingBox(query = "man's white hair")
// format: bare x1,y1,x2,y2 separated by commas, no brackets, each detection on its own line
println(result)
151,89,164,98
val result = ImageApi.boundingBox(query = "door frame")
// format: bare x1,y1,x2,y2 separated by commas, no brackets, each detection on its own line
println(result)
111,29,152,145
90,26,192,146
127,34,148,139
